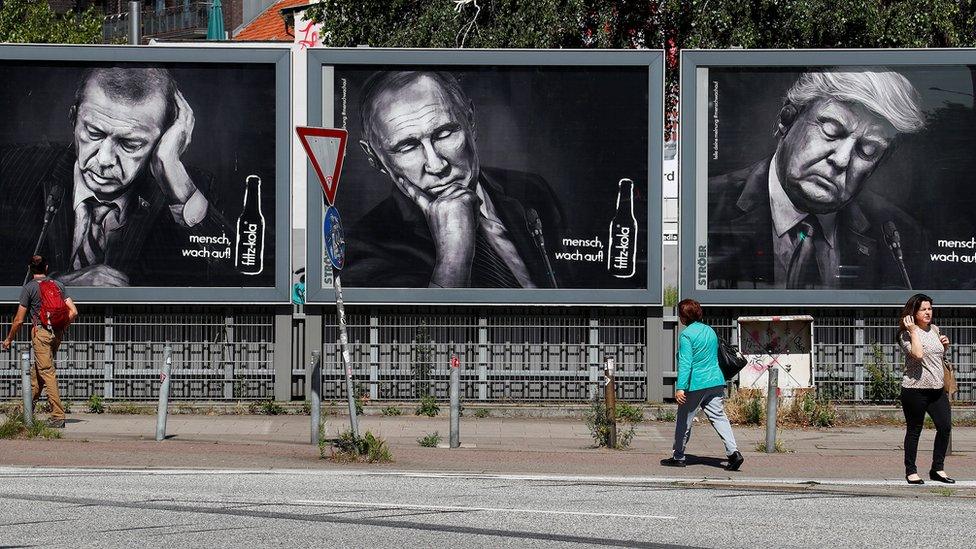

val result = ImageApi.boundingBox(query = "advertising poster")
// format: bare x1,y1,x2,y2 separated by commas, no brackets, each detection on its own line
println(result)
0,58,278,291
324,64,652,292
685,54,976,303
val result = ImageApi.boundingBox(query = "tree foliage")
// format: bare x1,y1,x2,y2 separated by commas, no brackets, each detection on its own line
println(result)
0,0,103,44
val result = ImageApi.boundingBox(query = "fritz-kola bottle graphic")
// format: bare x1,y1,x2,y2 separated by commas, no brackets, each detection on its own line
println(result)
607,178,637,278
235,174,265,275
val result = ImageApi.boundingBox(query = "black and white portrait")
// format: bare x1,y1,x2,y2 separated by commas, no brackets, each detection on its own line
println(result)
331,66,650,290
704,65,976,291
0,61,277,288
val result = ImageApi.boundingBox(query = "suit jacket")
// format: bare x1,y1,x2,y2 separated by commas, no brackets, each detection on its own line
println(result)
707,159,927,290
0,143,237,287
343,167,570,288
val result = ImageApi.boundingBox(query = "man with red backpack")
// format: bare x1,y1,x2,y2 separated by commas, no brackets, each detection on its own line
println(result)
2,255,78,428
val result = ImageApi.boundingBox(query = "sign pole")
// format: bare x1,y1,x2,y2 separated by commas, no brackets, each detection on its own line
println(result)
334,271,359,440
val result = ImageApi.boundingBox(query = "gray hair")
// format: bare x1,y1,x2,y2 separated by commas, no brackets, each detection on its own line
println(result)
786,68,925,133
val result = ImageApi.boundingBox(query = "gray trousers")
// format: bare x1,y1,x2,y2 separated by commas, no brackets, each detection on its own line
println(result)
673,385,738,460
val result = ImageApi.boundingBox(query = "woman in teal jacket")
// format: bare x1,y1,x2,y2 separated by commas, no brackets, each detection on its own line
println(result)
661,299,743,471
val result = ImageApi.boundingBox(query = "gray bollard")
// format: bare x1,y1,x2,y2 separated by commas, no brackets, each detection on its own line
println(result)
450,354,460,449
310,350,322,445
20,351,33,427
155,342,172,441
765,366,779,454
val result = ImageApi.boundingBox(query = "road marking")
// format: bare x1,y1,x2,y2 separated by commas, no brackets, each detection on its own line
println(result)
289,499,676,520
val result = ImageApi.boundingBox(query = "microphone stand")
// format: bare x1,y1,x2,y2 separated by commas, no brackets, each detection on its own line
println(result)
24,201,59,285
536,237,558,289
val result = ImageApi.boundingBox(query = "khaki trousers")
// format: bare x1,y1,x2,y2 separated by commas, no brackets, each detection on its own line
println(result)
31,327,64,420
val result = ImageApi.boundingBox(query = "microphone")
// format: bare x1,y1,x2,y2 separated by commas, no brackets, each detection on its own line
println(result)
24,185,65,285
883,221,912,290
525,208,558,289
43,186,64,225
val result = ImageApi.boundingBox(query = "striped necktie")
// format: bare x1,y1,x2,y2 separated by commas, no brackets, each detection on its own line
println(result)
72,197,118,269
471,230,520,288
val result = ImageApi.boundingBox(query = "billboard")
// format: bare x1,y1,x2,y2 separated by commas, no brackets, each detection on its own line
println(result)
681,50,976,305
0,45,291,303
306,49,664,305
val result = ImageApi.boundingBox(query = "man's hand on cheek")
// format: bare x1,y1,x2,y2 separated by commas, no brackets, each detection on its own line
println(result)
397,177,481,287
150,90,197,205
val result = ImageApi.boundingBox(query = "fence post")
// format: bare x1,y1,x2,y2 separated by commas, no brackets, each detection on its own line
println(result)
765,366,779,453
854,318,865,402
478,314,488,401
128,1,141,45
369,312,379,400
104,308,114,400
155,342,172,441
20,351,32,427
588,312,599,400
223,314,235,399
309,350,321,445
450,353,460,449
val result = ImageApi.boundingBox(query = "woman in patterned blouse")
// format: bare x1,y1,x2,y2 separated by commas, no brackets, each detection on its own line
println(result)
897,293,954,485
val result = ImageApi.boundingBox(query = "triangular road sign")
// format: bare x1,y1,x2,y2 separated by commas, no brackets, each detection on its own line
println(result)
296,127,347,205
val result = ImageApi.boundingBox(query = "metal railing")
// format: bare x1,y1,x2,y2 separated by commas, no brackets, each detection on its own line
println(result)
1,304,972,405
103,2,212,43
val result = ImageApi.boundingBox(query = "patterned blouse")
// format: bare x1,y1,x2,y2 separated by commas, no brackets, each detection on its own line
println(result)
898,326,945,390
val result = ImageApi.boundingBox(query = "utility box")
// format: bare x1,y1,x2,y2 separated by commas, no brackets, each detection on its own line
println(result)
736,316,815,395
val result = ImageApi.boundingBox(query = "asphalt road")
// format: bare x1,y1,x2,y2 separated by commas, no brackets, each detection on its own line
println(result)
0,468,969,548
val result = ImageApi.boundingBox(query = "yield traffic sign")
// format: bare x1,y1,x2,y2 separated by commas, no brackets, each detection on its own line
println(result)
296,126,347,205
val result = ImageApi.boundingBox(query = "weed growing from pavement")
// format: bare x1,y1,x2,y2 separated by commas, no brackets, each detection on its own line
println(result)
417,431,441,447
415,395,439,417
473,408,490,418
87,394,104,414
656,409,677,422
0,414,61,440
727,389,764,425
933,487,954,497
755,439,792,453
615,402,645,423
260,399,286,416
583,397,637,449
327,429,393,463
301,400,312,415
382,406,402,416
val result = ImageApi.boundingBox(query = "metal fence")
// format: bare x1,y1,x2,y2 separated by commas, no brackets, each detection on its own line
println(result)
1,304,973,404
0,306,275,402
301,307,648,403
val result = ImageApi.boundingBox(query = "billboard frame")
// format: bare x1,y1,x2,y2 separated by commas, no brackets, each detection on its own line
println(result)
306,48,665,306
680,48,976,306
0,44,292,304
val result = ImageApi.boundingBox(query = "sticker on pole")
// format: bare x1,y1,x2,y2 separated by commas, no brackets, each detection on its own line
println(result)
324,205,346,270
450,354,460,369
296,126,347,205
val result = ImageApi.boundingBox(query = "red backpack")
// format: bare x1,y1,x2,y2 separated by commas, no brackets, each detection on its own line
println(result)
37,280,70,331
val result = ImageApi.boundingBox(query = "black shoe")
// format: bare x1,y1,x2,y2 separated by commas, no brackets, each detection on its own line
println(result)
660,457,686,467
929,470,956,484
726,451,744,471
906,474,924,485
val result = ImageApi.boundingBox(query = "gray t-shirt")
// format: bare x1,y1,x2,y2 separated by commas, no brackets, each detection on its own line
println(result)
19,277,69,327
898,326,945,390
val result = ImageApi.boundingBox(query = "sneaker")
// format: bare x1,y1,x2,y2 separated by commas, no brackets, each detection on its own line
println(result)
726,451,744,471
46,419,65,429
660,457,686,467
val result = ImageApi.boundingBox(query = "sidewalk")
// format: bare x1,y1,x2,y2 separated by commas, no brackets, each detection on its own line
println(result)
1,412,972,492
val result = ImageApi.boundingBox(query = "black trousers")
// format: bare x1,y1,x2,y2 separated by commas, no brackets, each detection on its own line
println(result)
900,387,952,475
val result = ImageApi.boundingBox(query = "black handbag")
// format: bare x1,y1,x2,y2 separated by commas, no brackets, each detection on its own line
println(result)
718,336,747,380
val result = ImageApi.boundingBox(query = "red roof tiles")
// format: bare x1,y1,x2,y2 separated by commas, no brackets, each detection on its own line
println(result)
234,0,308,41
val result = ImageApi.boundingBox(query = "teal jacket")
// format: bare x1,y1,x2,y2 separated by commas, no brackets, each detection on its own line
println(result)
676,321,726,392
